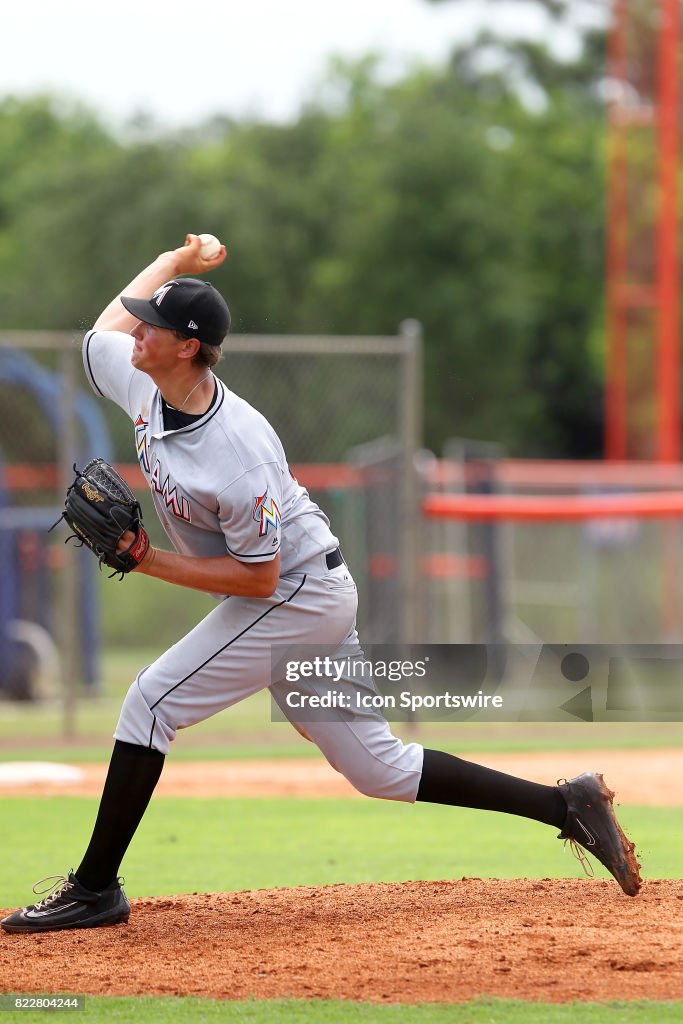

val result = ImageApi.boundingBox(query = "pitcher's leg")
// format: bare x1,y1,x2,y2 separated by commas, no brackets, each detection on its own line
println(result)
416,748,566,826
273,659,642,896
271,669,424,802
75,575,357,891
115,577,313,753
76,741,165,891
273,645,564,818
276,679,564,821
11,576,327,931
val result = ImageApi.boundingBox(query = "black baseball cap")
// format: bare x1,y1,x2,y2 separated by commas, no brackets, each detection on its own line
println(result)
121,278,231,347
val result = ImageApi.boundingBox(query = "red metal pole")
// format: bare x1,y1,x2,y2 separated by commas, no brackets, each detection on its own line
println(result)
605,0,629,460
655,0,680,462
656,0,681,638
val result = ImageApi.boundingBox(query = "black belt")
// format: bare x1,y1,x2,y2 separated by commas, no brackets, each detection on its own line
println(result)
325,547,344,570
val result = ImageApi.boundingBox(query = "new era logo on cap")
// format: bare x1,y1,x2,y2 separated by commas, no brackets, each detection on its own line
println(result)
188,320,199,329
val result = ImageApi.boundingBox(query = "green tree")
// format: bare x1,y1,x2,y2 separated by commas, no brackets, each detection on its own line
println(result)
0,29,610,457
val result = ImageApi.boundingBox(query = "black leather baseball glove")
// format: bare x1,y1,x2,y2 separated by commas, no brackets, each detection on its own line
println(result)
56,458,149,576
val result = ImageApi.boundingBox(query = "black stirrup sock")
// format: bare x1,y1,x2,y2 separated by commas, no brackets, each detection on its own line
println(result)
416,748,567,829
75,739,165,892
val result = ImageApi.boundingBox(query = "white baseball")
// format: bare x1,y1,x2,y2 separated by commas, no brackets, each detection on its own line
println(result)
198,233,222,259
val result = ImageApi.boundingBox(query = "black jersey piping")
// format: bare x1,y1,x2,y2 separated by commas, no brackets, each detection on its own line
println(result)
84,331,106,397
161,378,219,431
166,381,225,435
226,543,281,560
146,575,307,721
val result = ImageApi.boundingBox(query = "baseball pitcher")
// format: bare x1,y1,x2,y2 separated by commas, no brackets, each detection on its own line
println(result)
2,235,641,933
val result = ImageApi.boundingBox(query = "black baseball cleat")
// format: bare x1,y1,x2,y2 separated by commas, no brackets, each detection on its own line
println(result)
1,871,130,933
557,772,642,897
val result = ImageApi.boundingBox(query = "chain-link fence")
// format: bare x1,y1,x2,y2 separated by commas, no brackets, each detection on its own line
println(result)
422,445,683,646
0,327,422,721
8,326,679,730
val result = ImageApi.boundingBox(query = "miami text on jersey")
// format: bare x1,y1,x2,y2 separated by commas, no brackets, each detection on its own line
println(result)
150,458,191,522
134,415,150,474
252,489,281,538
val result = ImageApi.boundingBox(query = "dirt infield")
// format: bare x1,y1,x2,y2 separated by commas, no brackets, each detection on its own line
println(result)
2,750,680,1003
2,879,683,1003
1,748,681,803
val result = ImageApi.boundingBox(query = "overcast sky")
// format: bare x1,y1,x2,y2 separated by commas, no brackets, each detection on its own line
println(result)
1,0,577,128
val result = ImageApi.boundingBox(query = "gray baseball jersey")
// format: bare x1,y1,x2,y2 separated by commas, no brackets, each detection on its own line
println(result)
83,330,339,581
82,329,423,800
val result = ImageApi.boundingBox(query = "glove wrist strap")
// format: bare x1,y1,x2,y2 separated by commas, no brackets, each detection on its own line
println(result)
128,529,150,566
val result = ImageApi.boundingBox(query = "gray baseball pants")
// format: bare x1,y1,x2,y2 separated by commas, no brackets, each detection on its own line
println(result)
115,561,424,802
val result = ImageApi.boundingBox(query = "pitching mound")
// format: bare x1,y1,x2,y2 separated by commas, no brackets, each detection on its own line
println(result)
2,878,682,1003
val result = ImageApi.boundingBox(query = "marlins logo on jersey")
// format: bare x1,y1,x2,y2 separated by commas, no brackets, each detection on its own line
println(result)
134,415,150,474
150,459,191,522
252,489,281,538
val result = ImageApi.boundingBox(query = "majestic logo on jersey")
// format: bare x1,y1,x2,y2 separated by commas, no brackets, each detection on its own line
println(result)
150,458,191,522
134,415,150,474
152,282,175,307
252,489,281,538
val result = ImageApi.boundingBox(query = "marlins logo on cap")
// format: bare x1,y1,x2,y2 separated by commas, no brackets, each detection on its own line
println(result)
152,283,176,307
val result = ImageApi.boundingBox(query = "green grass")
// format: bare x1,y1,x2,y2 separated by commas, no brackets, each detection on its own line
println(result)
1,646,681,759
2,728,682,763
1,997,683,1023
100,572,217,650
0,741,327,762
2,796,681,1021
1,638,683,761
0,798,677,908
